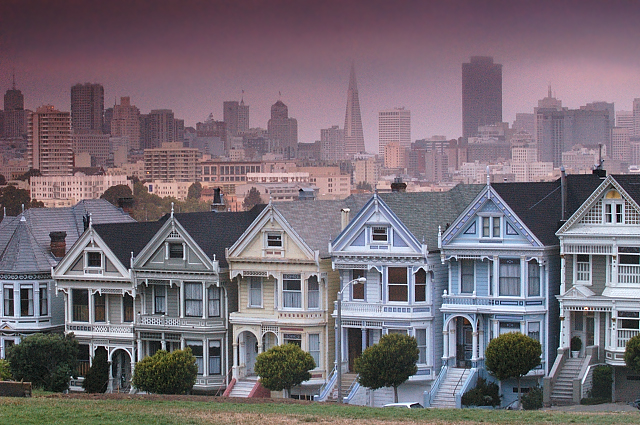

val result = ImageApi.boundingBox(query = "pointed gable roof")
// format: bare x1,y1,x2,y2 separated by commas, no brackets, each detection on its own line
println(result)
92,221,165,267
0,216,56,273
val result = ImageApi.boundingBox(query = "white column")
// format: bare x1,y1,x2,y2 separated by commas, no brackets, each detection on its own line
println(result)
13,287,19,318
179,283,184,318
89,291,95,324
442,329,449,361
137,338,143,362
361,328,367,352
202,282,206,319
34,285,40,317
472,330,478,362
560,255,566,295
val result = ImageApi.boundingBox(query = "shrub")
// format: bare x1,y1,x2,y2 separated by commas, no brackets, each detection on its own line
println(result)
580,396,610,405
624,334,640,373
254,343,315,396
571,336,582,352
461,377,500,407
0,359,11,380
521,386,543,410
589,365,612,400
132,348,197,394
6,333,79,392
82,348,109,393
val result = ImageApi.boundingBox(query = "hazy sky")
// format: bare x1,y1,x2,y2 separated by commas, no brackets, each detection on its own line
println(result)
2,0,640,153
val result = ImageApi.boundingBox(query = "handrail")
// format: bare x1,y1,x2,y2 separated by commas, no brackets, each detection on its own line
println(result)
581,363,606,399
314,366,337,401
456,368,478,409
426,364,448,407
215,367,234,397
344,375,360,403
452,367,468,397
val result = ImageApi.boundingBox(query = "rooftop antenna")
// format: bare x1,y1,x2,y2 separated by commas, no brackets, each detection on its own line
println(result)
241,89,245,103
548,84,552,98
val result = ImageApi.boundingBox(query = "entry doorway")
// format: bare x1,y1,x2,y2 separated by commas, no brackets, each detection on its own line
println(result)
456,318,473,368
348,328,362,372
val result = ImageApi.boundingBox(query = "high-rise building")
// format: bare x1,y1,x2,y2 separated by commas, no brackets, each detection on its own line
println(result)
616,110,634,133
70,83,104,134
223,99,249,137
462,56,502,138
633,98,640,138
378,107,411,164
2,75,28,139
28,105,73,175
320,125,345,161
343,64,365,156
144,142,200,182
267,100,298,159
140,109,175,149
110,97,141,150
611,127,631,161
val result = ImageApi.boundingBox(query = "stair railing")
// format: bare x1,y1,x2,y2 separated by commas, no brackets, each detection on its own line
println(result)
314,366,337,401
424,364,447,407
344,374,360,403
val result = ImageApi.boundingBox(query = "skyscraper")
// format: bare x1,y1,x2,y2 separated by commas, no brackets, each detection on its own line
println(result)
2,73,28,139
344,64,365,156
223,99,249,137
71,83,104,134
379,107,411,168
140,109,175,149
462,56,502,138
267,100,298,159
110,97,141,150
28,105,73,175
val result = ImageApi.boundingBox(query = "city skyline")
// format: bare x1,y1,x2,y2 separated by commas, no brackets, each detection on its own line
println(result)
2,0,640,153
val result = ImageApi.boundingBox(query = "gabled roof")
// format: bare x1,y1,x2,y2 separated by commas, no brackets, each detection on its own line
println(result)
92,221,165,266
0,216,56,273
611,174,640,204
377,184,484,251
272,195,370,257
491,174,602,246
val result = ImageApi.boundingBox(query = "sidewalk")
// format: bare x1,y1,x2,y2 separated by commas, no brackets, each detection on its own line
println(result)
544,402,638,412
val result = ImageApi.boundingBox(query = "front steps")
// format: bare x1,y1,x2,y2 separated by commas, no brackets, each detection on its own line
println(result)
550,357,586,405
431,368,470,408
227,376,259,398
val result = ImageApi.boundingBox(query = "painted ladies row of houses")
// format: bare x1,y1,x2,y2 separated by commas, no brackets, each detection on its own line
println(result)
2,171,640,405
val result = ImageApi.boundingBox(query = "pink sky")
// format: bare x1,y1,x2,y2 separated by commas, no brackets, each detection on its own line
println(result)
2,0,640,153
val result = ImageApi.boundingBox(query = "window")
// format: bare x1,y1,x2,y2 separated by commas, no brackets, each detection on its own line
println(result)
208,286,221,317
388,267,408,302
499,258,521,296
154,286,166,314
576,254,591,283
87,252,101,268
307,276,319,309
604,190,624,223
415,269,427,302
187,340,203,374
94,293,106,322
249,277,262,307
73,289,89,322
184,282,203,317
415,329,427,364
499,321,520,335
39,284,48,316
372,226,388,242
20,285,33,316
266,232,282,248
4,285,14,316
283,333,301,347
283,274,302,308
619,311,640,330
527,322,540,341
461,260,475,294
308,334,320,368
169,243,184,259
528,260,541,296
481,216,501,238
351,270,365,300
123,294,134,322
208,340,221,375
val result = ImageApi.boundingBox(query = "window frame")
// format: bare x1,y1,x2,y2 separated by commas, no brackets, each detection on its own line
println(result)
575,254,592,285
415,328,427,364
168,242,184,260
208,285,221,317
388,267,408,302
94,292,106,322
351,269,366,301
154,285,167,315
308,333,321,369
186,340,204,375
460,259,475,294
307,276,320,309
86,251,102,268
208,340,222,375
123,293,134,323
72,289,89,322
371,226,389,243
248,277,263,308
20,284,34,317
184,282,203,317
39,284,48,316
283,274,302,309
499,258,521,297
266,232,283,248
414,269,427,303
3,285,14,316
480,215,502,239
528,260,541,297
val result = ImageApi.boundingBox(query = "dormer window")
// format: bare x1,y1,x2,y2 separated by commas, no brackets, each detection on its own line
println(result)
266,232,282,248
87,251,102,268
481,216,501,238
372,226,388,243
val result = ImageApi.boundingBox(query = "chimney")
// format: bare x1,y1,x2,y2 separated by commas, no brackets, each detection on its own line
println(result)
50,231,67,258
341,208,351,231
211,187,225,212
118,197,135,215
391,177,406,193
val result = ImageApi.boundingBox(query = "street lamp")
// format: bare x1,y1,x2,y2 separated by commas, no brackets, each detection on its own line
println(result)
336,276,366,404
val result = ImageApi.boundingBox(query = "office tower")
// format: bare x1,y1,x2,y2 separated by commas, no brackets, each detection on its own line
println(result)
223,99,249,137
582,101,615,131
267,100,298,159
378,107,411,164
634,99,640,138
144,142,200,182
344,64,365,156
28,105,73,175
611,127,631,161
617,110,634,134
140,109,175,149
320,125,345,161
462,56,502,138
3,75,27,139
110,97,141,150
70,83,104,134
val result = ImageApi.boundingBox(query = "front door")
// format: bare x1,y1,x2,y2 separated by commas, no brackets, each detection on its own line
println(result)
348,328,362,372
456,318,472,368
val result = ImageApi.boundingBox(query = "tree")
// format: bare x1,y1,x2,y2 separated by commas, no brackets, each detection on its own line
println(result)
624,334,640,373
242,187,262,211
254,343,315,396
356,181,373,192
6,333,79,392
0,359,11,381
484,332,541,407
0,174,6,186
0,185,44,219
187,182,203,200
132,348,197,394
100,184,133,206
82,347,109,393
354,333,419,403
15,169,41,182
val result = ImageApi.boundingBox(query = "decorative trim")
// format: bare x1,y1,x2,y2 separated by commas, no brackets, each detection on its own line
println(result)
0,273,51,280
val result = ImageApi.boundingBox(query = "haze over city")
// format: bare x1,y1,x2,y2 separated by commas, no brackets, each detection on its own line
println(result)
2,0,640,153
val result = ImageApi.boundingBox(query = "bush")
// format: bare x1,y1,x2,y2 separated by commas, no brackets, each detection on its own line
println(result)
580,396,610,405
82,348,109,393
0,359,11,380
624,334,640,373
254,343,315,395
461,377,500,407
6,333,79,392
521,386,543,410
571,336,582,352
132,348,197,394
589,365,612,400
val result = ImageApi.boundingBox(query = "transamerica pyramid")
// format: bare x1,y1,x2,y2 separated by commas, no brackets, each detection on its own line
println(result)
343,64,365,156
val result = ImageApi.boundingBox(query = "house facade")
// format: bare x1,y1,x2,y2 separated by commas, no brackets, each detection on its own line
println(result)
556,174,640,402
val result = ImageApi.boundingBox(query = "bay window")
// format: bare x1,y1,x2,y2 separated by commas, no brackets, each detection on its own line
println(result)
283,274,302,308
499,258,521,296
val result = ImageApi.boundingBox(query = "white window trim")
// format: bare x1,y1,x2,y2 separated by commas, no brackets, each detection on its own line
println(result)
166,241,186,260
603,200,625,224
459,259,475,294
370,225,389,244
153,285,167,315
248,277,263,308
265,232,283,249
479,215,502,239
574,254,592,286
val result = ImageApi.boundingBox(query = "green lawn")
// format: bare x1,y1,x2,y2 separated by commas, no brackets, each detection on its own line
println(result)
0,396,638,425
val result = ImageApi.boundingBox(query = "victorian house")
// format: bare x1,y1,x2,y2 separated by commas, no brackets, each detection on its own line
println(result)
553,174,640,403
328,185,482,406
226,197,367,399
0,200,134,360
437,174,600,408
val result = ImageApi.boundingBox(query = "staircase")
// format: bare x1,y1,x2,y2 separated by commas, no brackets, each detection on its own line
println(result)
228,376,259,398
550,357,585,405
327,373,357,402
431,368,470,408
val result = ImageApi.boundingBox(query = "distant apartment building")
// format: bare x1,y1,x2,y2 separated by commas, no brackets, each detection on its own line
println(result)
267,100,298,159
72,133,110,167
297,166,350,199
383,141,407,169
30,173,132,206
28,105,73,176
140,109,182,149
611,127,631,161
110,97,141,150
2,84,27,139
144,180,191,200
320,125,345,161
71,83,104,134
378,107,411,161
352,155,380,187
510,147,553,182
562,146,601,173
144,142,200,182
223,100,249,137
